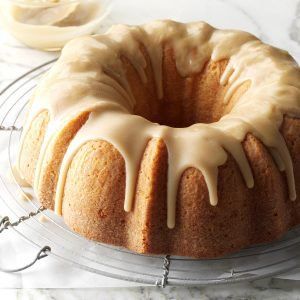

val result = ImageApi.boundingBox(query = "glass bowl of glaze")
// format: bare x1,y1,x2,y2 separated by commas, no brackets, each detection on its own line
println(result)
0,0,111,51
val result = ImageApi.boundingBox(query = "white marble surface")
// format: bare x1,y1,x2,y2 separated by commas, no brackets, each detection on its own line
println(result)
1,279,300,300
1,0,300,298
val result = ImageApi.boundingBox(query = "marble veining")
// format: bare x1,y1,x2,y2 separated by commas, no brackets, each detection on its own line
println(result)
1,279,300,300
290,1,300,45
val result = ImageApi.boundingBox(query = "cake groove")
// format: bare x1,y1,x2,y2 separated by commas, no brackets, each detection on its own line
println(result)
17,20,300,257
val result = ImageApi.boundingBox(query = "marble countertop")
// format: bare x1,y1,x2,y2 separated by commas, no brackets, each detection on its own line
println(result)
1,278,300,299
1,0,300,299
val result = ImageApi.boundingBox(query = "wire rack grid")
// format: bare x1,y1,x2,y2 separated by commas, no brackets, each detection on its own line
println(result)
0,60,300,286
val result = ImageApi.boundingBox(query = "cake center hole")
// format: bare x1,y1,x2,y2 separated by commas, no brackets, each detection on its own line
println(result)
134,60,229,127
126,49,250,127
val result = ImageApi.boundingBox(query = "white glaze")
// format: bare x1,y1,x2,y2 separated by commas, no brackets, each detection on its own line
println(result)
18,20,300,228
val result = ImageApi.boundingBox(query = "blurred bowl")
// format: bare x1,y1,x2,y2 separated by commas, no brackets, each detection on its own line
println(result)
0,0,111,51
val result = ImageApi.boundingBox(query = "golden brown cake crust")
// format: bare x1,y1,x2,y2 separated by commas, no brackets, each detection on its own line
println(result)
60,118,300,258
19,110,49,185
18,21,300,258
61,56,300,257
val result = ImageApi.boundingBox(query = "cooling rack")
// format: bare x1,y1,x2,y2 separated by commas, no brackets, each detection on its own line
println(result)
0,59,300,287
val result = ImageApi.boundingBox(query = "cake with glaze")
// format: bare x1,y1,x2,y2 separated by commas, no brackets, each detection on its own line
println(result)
17,20,300,258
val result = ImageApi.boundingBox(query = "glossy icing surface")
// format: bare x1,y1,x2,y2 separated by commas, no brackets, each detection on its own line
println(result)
18,20,300,228
0,0,108,49
10,0,99,27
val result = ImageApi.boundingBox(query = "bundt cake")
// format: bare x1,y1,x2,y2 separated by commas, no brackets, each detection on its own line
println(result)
17,20,300,258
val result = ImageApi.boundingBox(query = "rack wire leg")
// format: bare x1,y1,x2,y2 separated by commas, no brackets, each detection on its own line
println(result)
0,207,51,273
155,255,171,288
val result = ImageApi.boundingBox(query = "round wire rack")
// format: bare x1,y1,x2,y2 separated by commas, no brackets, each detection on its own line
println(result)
0,59,300,286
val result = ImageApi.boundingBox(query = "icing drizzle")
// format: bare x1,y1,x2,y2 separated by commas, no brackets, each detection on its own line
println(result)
18,20,300,228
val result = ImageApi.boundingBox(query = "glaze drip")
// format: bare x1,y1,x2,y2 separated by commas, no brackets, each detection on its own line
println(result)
18,20,300,228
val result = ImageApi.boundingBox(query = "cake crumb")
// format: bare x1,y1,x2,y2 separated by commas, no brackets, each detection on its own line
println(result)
39,215,48,223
